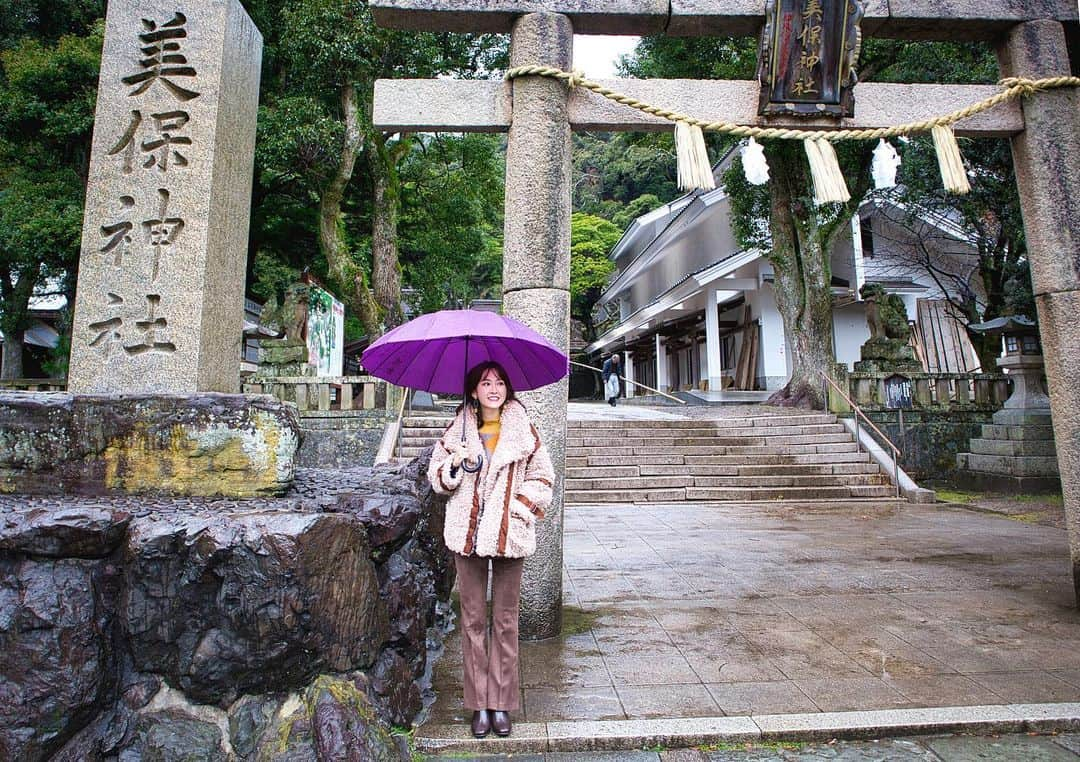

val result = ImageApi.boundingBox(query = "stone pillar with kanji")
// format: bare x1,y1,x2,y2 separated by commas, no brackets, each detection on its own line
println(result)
68,0,262,393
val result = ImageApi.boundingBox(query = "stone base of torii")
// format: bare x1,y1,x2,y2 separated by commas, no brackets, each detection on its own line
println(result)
370,1,1080,636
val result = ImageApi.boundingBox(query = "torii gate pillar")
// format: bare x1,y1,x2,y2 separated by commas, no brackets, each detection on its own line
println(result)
503,12,573,640
997,21,1080,597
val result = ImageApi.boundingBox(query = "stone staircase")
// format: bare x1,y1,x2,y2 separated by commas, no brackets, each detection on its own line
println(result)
566,413,895,504
395,415,454,462
391,411,897,504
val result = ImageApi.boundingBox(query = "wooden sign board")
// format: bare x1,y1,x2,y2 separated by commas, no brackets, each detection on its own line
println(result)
758,0,864,117
884,373,914,409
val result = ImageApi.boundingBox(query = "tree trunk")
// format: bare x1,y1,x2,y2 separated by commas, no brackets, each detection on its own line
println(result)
764,142,832,409
1,333,23,380
0,268,32,380
368,133,408,330
319,82,380,336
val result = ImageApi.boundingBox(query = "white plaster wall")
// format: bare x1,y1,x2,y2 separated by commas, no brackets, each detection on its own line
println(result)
833,302,870,370
746,275,789,390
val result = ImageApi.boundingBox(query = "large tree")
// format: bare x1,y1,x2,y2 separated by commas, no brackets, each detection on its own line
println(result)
0,22,101,377
622,37,1011,408
246,0,504,337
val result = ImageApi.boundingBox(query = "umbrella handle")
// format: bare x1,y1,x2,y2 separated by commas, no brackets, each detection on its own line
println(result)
461,453,483,473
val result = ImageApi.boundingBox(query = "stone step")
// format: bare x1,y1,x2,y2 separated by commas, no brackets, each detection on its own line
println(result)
566,463,882,479
980,424,1056,441
567,414,837,429
567,431,851,448
567,425,847,440
400,435,446,447
565,484,896,503
957,452,1060,476
734,462,881,476
565,451,872,468
569,442,860,457
566,473,887,490
401,416,454,428
967,438,1057,457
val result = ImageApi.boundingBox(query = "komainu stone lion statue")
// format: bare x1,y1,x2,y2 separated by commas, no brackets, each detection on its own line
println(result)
860,283,911,342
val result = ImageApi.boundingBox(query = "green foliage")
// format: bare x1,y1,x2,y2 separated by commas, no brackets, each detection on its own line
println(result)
573,132,679,216
245,0,508,331
398,133,505,312
570,212,619,338
0,21,100,370
611,193,664,229
0,1,103,48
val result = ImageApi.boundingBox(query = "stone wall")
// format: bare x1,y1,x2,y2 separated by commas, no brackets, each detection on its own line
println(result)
862,409,993,482
0,455,451,761
297,410,393,469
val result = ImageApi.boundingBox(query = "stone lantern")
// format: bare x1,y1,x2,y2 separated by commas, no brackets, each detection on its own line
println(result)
957,315,1058,492
969,315,1050,412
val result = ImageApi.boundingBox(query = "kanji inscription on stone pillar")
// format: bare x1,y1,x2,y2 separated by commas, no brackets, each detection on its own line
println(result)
68,0,262,393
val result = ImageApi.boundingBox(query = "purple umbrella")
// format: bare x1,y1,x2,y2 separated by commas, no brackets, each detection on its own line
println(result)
360,309,568,395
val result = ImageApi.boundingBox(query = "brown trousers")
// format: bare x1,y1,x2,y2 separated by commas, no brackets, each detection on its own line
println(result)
455,553,524,711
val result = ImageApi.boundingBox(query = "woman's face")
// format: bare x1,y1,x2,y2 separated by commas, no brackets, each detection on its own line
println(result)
472,368,507,412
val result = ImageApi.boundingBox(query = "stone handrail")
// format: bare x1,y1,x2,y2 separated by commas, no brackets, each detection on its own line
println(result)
242,375,385,413
844,370,1011,410
0,378,67,391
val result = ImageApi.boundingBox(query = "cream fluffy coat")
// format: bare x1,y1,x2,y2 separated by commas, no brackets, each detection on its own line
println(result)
427,400,554,558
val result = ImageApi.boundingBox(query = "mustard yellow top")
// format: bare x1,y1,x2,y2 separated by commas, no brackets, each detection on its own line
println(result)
478,418,501,455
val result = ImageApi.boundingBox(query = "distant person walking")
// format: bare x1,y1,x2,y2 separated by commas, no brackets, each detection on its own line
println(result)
601,353,621,406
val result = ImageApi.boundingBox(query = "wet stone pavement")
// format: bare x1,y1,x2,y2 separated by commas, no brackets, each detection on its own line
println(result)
421,498,1080,751
424,731,1080,760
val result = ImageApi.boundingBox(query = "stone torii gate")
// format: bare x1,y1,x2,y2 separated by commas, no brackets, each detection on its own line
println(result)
370,0,1079,636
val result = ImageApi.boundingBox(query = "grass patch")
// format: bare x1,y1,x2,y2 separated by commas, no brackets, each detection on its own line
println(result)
696,741,805,752
936,490,979,504
1014,493,1063,505
1006,512,1045,524
561,605,599,636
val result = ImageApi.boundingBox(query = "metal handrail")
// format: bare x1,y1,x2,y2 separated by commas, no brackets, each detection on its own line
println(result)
571,360,687,405
820,371,901,498
393,386,412,460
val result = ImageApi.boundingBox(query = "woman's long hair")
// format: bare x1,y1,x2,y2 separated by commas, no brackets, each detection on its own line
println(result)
460,361,517,423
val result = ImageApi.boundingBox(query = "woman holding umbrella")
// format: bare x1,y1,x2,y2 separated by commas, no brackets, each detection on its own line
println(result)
361,309,566,739
427,360,554,738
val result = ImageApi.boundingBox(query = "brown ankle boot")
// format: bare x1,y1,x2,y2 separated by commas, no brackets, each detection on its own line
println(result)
491,709,511,736
470,709,491,738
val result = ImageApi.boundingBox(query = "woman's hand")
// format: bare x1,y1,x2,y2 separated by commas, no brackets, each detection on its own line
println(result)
448,442,481,468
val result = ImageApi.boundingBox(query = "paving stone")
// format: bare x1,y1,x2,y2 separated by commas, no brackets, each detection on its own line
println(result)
792,677,914,713
967,671,1080,704
1052,732,1080,754
754,706,1025,742
616,683,722,719
924,733,1080,761
705,681,820,716
523,686,626,722
703,736,940,760
545,716,759,753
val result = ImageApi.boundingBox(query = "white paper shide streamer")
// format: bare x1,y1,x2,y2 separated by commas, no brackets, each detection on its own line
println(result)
871,139,901,189
675,121,716,191
741,137,770,185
